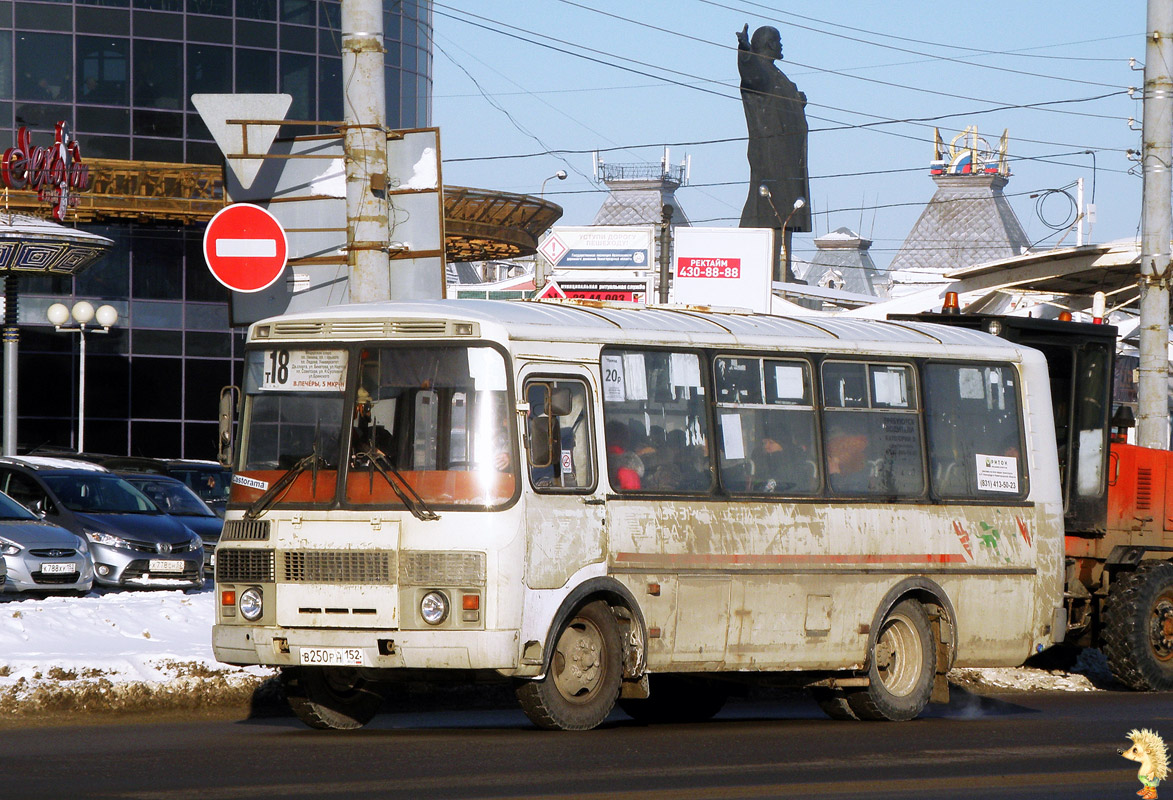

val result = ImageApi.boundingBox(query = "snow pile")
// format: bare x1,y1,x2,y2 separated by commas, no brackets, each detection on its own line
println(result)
0,588,1118,719
0,588,274,717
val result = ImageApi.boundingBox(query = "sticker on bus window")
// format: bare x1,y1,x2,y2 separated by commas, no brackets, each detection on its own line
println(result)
561,450,573,474
873,369,908,407
602,355,626,402
958,368,985,400
261,349,346,391
669,353,701,389
976,454,1018,493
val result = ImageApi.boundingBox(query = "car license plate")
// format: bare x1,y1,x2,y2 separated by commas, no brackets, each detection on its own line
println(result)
299,647,367,667
148,559,185,573
41,562,76,575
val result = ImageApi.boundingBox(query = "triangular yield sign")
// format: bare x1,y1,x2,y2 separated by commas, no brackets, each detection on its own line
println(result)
192,94,293,190
534,280,566,299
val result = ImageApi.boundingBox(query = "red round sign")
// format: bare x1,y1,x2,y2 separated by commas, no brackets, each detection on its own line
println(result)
202,203,289,293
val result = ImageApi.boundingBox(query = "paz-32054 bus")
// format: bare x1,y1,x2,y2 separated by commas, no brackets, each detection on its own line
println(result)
212,299,1065,730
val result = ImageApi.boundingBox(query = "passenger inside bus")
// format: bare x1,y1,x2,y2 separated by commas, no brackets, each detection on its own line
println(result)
825,416,872,493
605,420,644,490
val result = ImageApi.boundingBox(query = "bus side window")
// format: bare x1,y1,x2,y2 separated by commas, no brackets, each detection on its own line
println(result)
923,362,1026,500
525,378,595,492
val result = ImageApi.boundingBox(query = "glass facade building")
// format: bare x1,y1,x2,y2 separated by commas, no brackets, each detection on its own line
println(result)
0,0,432,458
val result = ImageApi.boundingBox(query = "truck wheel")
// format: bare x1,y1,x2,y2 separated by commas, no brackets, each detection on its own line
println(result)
847,599,936,721
281,666,383,730
1103,561,1173,691
619,674,728,724
516,600,622,730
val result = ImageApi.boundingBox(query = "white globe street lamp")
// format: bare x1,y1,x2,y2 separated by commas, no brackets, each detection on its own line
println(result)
47,301,118,453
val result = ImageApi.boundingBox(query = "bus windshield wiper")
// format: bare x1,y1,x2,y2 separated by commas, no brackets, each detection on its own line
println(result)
245,435,324,521
358,440,439,522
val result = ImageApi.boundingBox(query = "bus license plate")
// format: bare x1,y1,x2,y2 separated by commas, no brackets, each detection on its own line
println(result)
41,562,76,574
149,559,185,573
299,647,367,667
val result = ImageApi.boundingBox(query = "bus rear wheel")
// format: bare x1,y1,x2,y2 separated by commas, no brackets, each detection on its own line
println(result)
1103,561,1173,691
516,600,622,730
847,599,936,722
281,666,383,730
619,674,728,724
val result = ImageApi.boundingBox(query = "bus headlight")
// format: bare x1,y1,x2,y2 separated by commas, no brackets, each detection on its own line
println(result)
420,591,449,625
239,587,264,621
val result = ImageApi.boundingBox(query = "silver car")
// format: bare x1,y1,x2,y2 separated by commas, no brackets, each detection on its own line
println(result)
0,489,92,594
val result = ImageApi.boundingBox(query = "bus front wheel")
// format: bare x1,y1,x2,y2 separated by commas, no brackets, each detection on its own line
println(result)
516,600,623,730
1103,560,1173,691
847,599,936,721
281,666,383,730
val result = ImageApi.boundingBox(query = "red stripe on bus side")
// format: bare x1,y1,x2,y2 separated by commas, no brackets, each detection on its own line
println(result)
613,552,967,566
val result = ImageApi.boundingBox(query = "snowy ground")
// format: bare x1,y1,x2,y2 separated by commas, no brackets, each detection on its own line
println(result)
0,588,1118,720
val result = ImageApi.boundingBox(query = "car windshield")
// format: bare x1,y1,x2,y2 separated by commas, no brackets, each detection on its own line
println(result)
0,490,36,521
127,478,215,516
42,474,158,514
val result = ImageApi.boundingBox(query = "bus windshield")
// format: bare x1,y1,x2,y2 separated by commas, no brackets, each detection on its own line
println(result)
235,344,516,511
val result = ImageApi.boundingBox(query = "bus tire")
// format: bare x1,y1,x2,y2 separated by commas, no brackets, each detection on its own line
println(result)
281,666,383,730
847,599,936,721
809,687,859,721
619,674,728,724
515,600,623,730
1103,560,1173,691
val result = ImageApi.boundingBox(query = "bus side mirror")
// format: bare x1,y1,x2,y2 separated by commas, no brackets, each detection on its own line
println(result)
549,387,572,417
218,386,239,468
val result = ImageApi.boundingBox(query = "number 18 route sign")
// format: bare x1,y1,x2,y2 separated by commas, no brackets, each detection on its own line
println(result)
203,203,289,293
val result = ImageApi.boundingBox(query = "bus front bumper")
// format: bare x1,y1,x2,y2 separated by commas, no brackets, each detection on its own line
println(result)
213,624,520,671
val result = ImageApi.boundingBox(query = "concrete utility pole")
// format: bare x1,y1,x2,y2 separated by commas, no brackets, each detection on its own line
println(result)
341,0,391,303
1138,0,1173,448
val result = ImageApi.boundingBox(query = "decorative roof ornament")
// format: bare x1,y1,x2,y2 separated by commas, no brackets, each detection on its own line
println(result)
930,126,1009,177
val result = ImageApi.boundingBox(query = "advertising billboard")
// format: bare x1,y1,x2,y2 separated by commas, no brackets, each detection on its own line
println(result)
671,227,774,313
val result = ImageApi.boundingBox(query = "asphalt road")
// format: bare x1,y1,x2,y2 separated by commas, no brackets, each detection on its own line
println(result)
6,688,1168,800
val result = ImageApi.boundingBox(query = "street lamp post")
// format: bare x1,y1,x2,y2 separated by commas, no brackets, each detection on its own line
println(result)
540,170,567,198
535,171,568,289
47,301,118,453
758,185,805,284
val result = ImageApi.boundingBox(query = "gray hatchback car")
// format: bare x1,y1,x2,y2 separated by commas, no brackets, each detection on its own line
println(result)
0,457,204,589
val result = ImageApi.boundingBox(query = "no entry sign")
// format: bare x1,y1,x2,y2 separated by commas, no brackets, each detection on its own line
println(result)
203,203,289,292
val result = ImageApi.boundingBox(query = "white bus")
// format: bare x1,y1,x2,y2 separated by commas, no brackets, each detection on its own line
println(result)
212,299,1066,730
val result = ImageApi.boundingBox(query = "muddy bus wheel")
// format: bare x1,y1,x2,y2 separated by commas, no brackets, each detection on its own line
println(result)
847,599,936,722
281,666,383,730
1103,561,1173,691
619,674,728,724
516,600,623,731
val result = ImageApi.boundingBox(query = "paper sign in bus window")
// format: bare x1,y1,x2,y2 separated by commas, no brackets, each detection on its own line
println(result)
873,369,908,407
976,454,1018,493
623,353,648,400
602,355,626,402
958,368,985,400
774,364,805,401
720,413,745,460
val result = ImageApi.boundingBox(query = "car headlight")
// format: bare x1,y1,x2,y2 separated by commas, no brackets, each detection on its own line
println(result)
190,535,204,552
420,591,450,625
84,529,130,549
0,537,20,556
239,587,263,621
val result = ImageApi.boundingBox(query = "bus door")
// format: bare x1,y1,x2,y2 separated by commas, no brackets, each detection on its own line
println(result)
519,369,603,590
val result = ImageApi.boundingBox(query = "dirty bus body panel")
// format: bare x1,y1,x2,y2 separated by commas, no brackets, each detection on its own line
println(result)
213,299,1065,730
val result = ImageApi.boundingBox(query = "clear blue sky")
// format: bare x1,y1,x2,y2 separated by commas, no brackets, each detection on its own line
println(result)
432,1,1141,270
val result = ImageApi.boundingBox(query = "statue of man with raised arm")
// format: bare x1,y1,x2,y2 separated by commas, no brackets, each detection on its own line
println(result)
737,24,811,279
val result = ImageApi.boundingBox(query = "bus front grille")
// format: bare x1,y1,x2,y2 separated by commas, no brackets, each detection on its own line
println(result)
221,519,271,541
282,550,396,584
217,549,275,583
399,551,485,586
